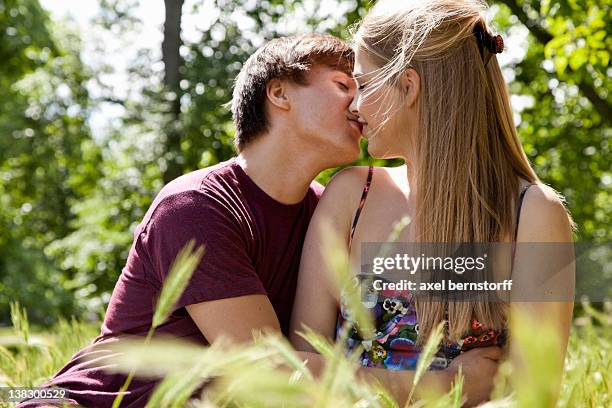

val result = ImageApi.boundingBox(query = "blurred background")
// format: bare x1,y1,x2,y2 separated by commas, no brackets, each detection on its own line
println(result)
0,0,610,327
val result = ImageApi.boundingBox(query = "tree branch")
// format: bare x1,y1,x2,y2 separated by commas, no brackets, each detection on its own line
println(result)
500,0,611,123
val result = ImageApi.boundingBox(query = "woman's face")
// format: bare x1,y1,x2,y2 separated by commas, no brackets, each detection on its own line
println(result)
350,47,418,160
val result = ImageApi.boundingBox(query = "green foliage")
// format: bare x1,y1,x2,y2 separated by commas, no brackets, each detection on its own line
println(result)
510,308,565,407
0,0,55,83
0,0,608,328
559,302,612,406
179,18,249,170
494,1,611,242
0,0,101,325
9,301,29,344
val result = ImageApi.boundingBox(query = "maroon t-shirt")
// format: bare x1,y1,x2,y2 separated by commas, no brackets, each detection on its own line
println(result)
19,159,324,407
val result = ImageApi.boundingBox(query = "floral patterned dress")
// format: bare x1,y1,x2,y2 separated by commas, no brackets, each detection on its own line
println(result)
336,280,506,370
338,166,526,371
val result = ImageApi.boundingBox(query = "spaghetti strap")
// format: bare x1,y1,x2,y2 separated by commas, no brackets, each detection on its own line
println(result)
511,183,535,265
348,166,374,250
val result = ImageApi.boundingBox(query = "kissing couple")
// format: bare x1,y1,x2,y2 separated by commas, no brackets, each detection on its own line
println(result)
20,0,574,407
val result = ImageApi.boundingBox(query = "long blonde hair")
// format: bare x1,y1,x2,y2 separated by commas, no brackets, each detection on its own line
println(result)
354,0,540,344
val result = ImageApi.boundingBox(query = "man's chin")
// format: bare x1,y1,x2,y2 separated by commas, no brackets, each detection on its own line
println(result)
323,145,361,167
344,141,363,162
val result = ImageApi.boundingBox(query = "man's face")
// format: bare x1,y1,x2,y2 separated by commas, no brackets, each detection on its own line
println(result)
284,65,363,165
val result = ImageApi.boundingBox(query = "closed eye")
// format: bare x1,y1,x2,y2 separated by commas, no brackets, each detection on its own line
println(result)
354,75,369,91
336,81,349,91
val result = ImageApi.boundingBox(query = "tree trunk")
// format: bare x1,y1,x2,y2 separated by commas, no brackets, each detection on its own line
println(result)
161,0,185,183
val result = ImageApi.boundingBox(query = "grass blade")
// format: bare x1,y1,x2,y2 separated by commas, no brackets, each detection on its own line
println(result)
405,321,445,407
152,240,205,329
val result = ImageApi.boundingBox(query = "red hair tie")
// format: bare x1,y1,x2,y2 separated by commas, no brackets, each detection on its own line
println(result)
491,34,504,54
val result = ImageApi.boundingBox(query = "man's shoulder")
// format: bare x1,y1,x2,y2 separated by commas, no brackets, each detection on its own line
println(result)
162,159,236,195
142,160,241,229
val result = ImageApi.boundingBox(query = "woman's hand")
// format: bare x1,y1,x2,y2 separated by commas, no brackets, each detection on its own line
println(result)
446,346,502,406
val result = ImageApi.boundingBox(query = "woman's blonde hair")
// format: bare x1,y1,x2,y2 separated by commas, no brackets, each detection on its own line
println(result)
354,0,542,344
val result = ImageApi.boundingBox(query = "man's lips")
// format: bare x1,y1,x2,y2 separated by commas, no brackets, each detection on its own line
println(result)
348,118,364,134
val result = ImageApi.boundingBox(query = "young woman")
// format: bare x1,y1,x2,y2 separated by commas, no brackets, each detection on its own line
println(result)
290,0,575,405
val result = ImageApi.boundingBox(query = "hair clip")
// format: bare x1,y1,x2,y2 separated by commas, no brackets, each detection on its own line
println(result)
473,22,503,65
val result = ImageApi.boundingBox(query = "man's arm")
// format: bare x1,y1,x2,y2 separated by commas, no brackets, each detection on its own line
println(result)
186,294,281,343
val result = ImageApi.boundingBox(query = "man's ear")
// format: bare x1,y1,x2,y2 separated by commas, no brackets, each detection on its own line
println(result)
400,68,420,107
266,78,291,111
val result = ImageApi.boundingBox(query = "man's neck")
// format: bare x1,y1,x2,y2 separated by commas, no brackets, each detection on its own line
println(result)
235,135,323,205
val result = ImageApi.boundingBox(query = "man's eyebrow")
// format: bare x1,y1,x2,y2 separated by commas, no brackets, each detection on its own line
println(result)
330,69,352,77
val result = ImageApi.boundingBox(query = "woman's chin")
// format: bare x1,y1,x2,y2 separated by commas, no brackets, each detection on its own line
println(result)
366,139,397,160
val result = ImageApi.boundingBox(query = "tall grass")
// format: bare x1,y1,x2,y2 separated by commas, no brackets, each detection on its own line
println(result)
112,240,204,408
1,303,99,389
4,304,608,407
1,239,610,407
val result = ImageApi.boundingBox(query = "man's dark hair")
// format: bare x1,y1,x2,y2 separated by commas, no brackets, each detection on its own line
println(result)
231,34,354,150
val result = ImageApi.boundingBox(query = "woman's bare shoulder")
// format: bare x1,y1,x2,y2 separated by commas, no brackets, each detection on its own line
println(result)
517,182,574,243
322,166,372,200
323,165,404,199
312,166,377,229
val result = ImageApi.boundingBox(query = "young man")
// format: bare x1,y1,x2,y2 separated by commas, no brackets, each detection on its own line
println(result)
18,33,363,407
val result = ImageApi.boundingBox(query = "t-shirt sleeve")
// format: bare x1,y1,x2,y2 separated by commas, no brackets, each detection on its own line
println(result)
139,190,266,309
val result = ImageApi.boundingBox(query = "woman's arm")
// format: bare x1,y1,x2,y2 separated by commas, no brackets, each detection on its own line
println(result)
509,184,575,405
289,167,366,351
296,346,501,407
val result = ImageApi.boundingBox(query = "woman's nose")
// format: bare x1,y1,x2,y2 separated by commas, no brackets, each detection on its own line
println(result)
349,95,359,115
